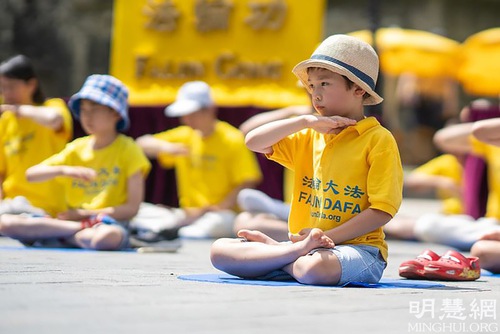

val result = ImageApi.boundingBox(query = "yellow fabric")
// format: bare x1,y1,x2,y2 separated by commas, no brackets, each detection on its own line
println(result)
283,168,294,204
412,154,463,214
458,28,500,97
110,0,326,108
0,98,73,216
268,117,403,261
41,135,151,211
155,121,262,209
471,137,500,219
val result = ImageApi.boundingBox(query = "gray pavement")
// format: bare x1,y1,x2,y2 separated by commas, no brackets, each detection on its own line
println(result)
1,198,499,334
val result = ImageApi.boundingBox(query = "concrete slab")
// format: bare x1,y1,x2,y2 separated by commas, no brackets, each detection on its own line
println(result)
1,198,499,334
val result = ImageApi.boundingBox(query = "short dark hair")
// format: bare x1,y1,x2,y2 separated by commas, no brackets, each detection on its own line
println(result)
0,55,45,104
341,75,370,100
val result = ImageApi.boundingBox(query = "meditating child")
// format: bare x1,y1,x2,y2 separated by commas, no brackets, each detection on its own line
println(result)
0,75,151,250
0,55,73,217
210,35,403,285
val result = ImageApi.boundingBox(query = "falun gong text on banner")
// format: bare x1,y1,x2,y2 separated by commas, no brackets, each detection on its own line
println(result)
110,0,326,108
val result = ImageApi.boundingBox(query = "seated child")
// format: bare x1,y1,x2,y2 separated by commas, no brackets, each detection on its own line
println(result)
0,54,73,217
0,75,151,250
210,35,403,286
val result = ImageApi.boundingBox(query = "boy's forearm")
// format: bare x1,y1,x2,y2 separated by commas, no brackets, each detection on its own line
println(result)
245,116,309,154
433,123,474,155
136,135,162,158
239,105,310,135
472,118,500,146
17,105,64,131
26,165,64,182
324,208,392,244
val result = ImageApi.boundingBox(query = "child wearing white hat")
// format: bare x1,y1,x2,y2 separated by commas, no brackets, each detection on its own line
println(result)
211,35,403,285
133,81,262,241
0,75,151,251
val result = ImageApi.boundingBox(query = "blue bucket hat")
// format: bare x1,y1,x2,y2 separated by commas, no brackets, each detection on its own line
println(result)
68,74,130,131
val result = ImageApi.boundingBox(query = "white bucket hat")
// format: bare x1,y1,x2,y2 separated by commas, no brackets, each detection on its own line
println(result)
293,34,383,105
165,81,214,117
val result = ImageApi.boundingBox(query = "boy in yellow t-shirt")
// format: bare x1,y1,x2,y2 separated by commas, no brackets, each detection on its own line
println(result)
210,35,403,286
0,75,151,251
134,81,262,240
0,55,72,217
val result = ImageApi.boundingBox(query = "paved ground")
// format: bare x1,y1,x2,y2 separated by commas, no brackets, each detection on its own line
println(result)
1,198,499,334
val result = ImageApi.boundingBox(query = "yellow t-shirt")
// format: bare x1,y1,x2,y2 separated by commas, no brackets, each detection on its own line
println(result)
155,121,262,209
412,154,463,214
268,117,403,261
0,98,73,216
283,168,294,204
471,137,500,219
41,134,151,211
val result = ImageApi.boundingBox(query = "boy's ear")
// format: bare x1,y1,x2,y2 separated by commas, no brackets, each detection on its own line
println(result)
354,85,366,97
27,78,38,93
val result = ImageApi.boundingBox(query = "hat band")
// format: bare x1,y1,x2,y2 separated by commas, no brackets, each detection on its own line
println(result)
310,54,375,90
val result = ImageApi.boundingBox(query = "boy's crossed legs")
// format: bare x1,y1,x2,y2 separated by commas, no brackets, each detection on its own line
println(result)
0,214,127,250
210,228,342,285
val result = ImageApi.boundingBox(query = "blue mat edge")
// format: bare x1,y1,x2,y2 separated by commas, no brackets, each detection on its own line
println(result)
0,245,137,253
178,273,446,289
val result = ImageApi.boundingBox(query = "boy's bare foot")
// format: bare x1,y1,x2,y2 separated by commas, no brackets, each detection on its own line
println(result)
237,229,280,245
295,228,334,255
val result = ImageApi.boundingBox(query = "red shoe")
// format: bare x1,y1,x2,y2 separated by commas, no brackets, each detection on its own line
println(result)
423,250,481,281
399,249,441,279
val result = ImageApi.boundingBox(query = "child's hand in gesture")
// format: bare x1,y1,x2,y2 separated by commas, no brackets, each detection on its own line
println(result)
305,115,357,134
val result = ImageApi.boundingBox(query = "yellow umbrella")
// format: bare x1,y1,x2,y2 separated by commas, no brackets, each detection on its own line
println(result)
348,28,460,78
457,27,500,97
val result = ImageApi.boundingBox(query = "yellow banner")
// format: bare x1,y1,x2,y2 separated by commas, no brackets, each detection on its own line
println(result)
110,0,325,108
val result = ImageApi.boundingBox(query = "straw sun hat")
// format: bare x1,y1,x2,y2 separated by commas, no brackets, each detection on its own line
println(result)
293,34,383,105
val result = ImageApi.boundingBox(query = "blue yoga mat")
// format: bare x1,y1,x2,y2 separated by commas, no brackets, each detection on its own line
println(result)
0,245,137,253
481,269,500,277
178,273,446,289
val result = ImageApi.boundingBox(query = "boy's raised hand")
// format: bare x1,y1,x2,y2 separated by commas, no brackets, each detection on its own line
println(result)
61,166,97,181
306,115,357,134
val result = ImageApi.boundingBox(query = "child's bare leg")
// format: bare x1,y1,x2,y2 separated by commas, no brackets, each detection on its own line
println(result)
283,248,342,285
471,239,500,273
70,225,126,250
383,214,417,239
210,228,333,278
233,212,289,242
0,214,81,240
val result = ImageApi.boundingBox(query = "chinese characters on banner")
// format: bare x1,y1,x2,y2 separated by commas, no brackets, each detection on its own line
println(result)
110,0,326,107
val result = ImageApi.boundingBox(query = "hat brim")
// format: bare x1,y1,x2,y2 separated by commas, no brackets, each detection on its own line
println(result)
292,59,383,106
164,100,203,117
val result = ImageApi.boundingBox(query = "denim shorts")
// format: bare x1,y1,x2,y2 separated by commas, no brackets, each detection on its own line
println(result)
310,244,387,285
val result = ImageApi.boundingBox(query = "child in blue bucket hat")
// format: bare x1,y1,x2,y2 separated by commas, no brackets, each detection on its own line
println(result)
0,74,151,251
210,35,403,286
69,74,130,131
